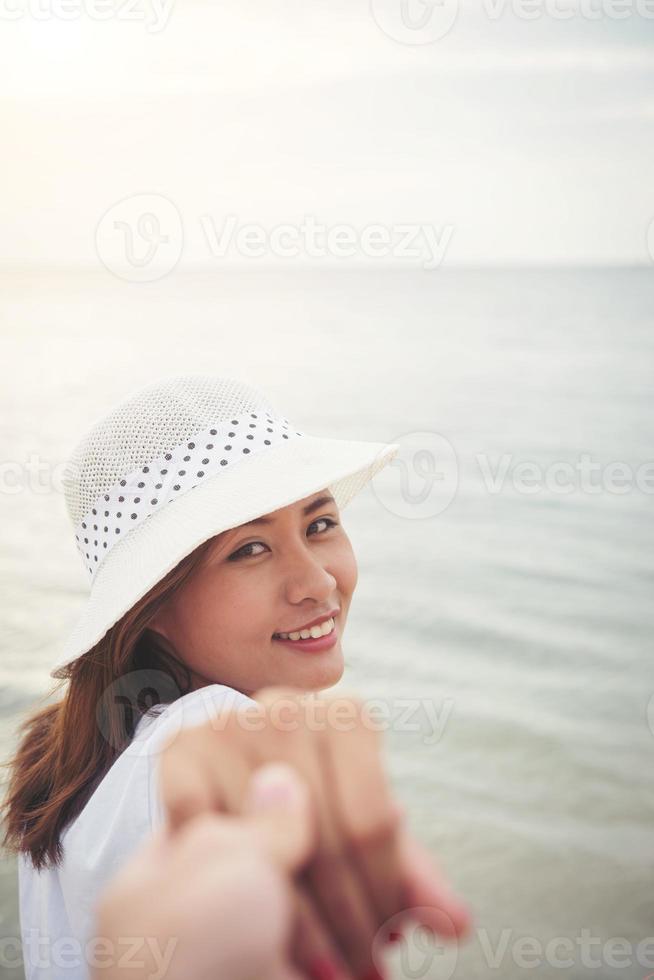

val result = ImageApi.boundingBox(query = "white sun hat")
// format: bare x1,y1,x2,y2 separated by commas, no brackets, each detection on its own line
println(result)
50,375,399,680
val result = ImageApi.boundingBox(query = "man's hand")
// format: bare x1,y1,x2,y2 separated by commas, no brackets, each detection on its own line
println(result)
93,762,313,980
156,687,472,978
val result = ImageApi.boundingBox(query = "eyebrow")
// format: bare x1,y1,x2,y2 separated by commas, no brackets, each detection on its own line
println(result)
241,494,336,527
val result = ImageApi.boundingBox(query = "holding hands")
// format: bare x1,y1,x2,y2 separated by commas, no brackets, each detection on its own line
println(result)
94,687,471,980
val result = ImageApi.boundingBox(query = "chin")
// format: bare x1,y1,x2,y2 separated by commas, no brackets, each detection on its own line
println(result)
292,649,345,691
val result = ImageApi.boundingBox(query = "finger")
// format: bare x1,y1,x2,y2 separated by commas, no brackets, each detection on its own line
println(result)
157,722,253,833
291,880,356,980
310,693,402,976
267,965,306,980
157,732,217,833
396,830,473,939
306,849,382,978
243,762,316,874
322,696,404,924
252,690,380,976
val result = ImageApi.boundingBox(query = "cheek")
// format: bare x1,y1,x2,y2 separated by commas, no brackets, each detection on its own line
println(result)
220,591,270,639
335,539,358,597
189,573,270,644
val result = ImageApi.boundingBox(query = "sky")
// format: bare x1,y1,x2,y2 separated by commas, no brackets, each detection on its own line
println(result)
1,0,653,267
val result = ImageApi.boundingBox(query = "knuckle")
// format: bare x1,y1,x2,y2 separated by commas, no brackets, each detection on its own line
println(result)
178,813,234,852
166,787,209,824
162,723,206,757
262,720,306,760
344,807,400,852
262,699,310,738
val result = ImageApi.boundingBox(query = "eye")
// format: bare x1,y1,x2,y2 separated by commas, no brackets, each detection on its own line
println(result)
308,517,337,536
227,541,266,561
227,516,338,561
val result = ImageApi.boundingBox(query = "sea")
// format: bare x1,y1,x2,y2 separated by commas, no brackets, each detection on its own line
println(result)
0,267,652,979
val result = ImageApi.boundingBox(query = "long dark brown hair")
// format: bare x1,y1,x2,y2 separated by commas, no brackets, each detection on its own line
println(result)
1,535,218,872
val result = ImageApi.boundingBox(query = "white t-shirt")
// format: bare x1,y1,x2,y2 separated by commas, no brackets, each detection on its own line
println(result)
17,683,255,980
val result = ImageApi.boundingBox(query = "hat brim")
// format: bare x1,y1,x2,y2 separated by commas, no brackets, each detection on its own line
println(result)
50,434,399,679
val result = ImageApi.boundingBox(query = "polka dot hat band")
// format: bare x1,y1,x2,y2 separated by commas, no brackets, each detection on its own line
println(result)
51,375,400,679
76,411,303,583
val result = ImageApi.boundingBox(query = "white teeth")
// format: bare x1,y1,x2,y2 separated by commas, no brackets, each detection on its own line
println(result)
276,617,335,641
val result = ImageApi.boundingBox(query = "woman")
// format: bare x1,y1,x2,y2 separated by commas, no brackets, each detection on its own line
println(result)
2,375,470,979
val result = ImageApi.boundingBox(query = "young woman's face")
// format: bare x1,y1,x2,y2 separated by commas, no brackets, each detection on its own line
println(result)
149,490,358,696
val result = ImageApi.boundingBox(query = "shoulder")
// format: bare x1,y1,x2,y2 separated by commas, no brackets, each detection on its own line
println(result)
28,685,258,944
60,685,254,851
133,683,256,752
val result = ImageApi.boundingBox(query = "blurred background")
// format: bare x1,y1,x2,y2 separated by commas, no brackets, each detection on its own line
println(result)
1,2,653,978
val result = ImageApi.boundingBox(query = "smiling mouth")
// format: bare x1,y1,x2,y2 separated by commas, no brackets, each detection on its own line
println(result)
273,615,337,642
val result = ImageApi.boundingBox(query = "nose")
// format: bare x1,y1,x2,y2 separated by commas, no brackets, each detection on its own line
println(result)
282,542,337,606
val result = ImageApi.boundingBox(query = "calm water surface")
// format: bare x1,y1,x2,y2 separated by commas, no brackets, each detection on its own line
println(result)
1,268,652,979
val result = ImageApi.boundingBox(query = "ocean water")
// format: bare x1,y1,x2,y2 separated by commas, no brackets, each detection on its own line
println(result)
0,267,652,979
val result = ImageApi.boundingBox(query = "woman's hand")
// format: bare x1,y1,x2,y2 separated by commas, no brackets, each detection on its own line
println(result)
93,762,313,980
157,687,472,980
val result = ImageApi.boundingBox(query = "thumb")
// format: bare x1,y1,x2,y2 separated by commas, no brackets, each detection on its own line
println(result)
242,762,315,875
